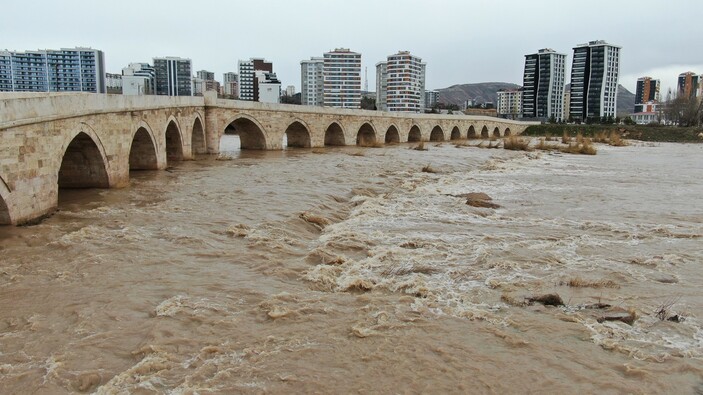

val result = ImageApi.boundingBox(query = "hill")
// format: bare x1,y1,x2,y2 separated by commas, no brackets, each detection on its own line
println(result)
437,82,520,106
437,83,636,116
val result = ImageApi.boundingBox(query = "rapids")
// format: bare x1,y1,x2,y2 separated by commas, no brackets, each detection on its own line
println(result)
1,138,702,393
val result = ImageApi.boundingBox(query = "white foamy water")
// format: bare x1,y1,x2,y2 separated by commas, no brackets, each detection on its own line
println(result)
1,140,702,393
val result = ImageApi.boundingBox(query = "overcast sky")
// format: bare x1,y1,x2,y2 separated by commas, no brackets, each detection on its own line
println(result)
3,0,701,95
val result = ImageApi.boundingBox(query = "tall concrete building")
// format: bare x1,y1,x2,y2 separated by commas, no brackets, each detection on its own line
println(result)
0,47,105,93
300,57,324,106
323,48,361,109
153,57,192,96
376,51,426,113
521,48,566,121
122,63,155,95
425,90,439,109
196,70,215,81
634,76,660,112
222,72,238,98
238,58,273,101
193,69,219,96
569,40,621,122
497,88,523,120
375,61,388,111
678,72,699,99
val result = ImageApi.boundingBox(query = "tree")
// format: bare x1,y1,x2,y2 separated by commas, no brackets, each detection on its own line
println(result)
548,115,556,124
623,116,636,125
360,96,376,110
280,93,301,105
665,92,702,127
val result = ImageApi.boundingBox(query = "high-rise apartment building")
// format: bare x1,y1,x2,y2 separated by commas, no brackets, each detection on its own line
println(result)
569,40,621,122
222,72,238,98
238,58,273,101
376,51,426,113
153,57,192,96
323,48,361,109
193,69,219,96
634,76,660,112
0,47,105,93
521,48,566,121
375,61,388,111
196,70,215,81
122,63,155,95
425,90,439,109
300,57,324,106
497,88,523,120
678,72,699,99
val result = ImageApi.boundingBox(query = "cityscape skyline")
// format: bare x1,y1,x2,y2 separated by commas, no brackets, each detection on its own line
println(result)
2,0,701,96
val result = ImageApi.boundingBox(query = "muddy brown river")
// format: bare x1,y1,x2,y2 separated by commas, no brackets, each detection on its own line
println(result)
1,138,702,394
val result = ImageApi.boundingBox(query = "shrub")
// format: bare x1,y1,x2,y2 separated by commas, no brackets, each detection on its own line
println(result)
503,135,531,151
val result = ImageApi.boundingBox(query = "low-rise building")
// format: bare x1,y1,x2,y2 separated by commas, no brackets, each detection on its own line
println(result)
256,71,281,103
630,112,659,125
122,63,155,95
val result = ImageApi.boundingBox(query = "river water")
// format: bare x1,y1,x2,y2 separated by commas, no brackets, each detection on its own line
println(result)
0,138,702,394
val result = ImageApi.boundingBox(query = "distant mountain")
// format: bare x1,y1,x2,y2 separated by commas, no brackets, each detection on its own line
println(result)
437,82,636,116
615,85,635,116
437,82,520,106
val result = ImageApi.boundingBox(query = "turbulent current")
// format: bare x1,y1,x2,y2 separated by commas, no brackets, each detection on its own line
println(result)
1,138,702,394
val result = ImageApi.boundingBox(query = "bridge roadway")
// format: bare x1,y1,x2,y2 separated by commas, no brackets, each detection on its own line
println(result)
0,92,537,225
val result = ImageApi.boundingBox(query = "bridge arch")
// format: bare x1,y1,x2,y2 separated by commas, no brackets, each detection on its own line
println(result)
468,125,477,138
408,125,422,142
504,127,511,136
481,125,489,138
129,124,159,170
284,120,312,148
192,116,207,154
223,114,268,150
356,122,377,146
0,176,11,225
58,127,110,189
324,122,346,146
430,125,444,142
493,127,501,137
450,126,461,140
385,125,400,144
165,118,185,163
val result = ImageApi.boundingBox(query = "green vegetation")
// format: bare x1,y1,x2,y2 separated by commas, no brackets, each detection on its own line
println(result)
523,124,703,143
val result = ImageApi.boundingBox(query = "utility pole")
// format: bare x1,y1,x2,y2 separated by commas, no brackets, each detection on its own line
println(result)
364,66,368,93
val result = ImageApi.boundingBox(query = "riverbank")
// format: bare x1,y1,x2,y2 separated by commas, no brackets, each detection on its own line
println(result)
523,124,703,143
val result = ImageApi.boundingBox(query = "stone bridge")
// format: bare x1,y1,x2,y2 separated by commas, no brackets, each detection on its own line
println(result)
0,92,536,225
